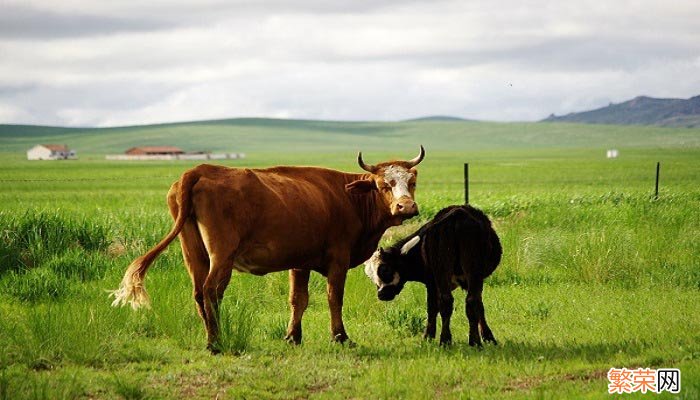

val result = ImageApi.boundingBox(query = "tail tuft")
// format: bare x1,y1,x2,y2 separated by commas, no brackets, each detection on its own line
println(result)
109,168,200,310
108,259,151,310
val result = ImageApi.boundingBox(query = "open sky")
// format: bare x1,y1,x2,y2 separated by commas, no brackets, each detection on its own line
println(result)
1,0,699,127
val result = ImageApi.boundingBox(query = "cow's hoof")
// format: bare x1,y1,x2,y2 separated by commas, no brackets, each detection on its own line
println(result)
333,339,357,348
284,333,302,345
332,333,351,345
207,343,222,355
439,336,453,346
484,337,498,345
468,340,483,349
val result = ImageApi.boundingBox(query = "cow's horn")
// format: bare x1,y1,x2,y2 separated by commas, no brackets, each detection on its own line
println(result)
401,236,421,255
406,145,425,167
357,151,377,173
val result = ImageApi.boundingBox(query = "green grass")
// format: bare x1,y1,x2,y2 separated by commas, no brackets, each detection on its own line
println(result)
0,120,698,398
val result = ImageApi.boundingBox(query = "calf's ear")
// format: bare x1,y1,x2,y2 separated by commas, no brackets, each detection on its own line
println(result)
400,236,421,255
345,179,376,194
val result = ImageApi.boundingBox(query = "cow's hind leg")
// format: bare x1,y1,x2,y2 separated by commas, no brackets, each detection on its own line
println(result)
465,277,484,347
180,220,210,325
168,188,210,325
285,269,310,344
477,284,497,345
437,290,454,345
432,273,454,345
423,283,438,340
203,256,235,354
195,195,241,353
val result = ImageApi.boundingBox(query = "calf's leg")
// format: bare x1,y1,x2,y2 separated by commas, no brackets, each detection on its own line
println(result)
285,269,310,344
423,283,438,340
438,291,454,345
465,277,483,347
478,289,497,345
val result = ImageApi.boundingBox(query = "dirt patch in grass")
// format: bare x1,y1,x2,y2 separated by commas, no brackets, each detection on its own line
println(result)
503,369,607,392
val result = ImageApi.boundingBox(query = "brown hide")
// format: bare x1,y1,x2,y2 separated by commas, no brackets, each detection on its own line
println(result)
184,164,398,275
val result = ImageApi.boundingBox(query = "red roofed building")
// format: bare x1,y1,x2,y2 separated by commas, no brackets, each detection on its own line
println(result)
125,146,184,155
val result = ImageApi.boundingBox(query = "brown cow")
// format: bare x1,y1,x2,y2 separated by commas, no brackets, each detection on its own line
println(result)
110,147,425,352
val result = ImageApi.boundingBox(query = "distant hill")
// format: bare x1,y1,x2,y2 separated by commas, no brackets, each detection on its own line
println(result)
543,95,700,127
403,116,472,122
2,117,699,156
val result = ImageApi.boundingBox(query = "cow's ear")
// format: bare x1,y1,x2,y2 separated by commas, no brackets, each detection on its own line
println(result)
400,236,421,255
345,179,376,194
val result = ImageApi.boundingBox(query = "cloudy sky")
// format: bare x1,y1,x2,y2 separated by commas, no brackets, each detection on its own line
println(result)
1,0,699,127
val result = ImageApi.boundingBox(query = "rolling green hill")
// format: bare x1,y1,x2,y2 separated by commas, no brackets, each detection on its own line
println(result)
402,115,472,122
1,117,699,156
543,95,700,127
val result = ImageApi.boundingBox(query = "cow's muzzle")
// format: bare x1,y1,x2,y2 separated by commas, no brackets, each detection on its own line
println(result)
392,197,418,217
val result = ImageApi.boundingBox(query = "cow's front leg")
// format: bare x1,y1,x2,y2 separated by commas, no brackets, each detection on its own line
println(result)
326,266,350,343
285,268,310,345
424,283,438,340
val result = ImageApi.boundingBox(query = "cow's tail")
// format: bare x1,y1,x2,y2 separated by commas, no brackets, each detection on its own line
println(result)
109,169,201,310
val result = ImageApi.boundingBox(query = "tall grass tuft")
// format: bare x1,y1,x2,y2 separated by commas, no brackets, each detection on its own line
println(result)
384,307,425,337
214,296,258,355
0,268,73,303
0,300,121,369
111,374,148,400
0,211,110,274
0,369,84,400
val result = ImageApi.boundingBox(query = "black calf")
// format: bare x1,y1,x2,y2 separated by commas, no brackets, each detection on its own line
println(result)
365,205,501,346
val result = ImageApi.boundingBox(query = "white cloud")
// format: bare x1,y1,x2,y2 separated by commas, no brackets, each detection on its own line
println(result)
0,0,699,126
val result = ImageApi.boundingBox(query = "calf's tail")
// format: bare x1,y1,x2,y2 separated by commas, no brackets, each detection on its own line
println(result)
109,169,201,309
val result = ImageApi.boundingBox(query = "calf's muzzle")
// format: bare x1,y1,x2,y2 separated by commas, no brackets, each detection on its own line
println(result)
377,285,400,301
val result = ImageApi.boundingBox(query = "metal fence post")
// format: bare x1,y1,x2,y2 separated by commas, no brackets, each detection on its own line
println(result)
655,162,660,199
464,163,469,204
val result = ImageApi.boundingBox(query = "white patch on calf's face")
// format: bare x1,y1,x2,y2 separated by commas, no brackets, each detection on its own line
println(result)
364,250,382,286
364,250,400,288
383,165,414,201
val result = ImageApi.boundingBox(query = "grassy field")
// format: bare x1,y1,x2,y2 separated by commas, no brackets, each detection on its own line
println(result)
0,120,699,399
3,118,700,155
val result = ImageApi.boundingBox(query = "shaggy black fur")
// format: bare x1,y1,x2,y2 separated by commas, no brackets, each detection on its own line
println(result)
372,205,502,346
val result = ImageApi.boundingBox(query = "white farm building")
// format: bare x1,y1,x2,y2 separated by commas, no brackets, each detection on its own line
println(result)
27,144,77,160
